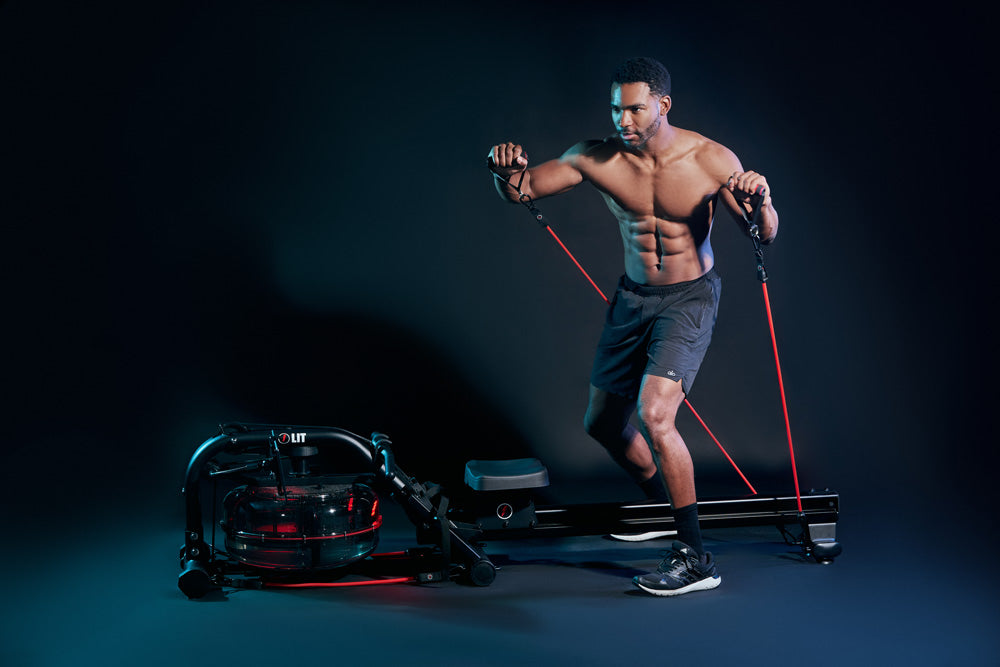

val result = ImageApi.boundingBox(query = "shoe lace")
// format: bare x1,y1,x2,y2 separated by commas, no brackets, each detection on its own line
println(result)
657,549,694,577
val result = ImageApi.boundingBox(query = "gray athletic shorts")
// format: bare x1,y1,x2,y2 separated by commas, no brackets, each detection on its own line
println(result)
590,268,721,400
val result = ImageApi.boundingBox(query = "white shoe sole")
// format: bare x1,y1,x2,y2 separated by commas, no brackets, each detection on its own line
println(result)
608,530,676,542
633,574,721,597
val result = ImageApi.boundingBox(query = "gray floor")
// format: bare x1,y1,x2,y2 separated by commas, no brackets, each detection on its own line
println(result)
5,485,998,667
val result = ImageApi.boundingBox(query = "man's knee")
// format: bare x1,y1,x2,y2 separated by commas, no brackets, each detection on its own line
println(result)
636,376,684,437
636,399,678,437
583,405,620,442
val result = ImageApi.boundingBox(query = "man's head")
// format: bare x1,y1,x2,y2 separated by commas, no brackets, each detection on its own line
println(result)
610,57,672,150
612,57,671,97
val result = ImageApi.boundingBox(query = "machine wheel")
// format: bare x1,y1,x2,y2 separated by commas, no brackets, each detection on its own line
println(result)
467,559,496,587
178,560,214,599
812,540,842,564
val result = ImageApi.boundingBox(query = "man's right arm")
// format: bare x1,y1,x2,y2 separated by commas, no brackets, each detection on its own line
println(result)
487,141,586,203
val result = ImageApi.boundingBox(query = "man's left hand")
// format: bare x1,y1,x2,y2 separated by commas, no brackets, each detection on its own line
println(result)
727,171,771,210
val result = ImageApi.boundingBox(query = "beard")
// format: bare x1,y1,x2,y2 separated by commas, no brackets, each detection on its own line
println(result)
624,115,662,149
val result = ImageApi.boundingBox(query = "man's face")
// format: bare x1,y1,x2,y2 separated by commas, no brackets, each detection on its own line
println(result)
611,82,665,149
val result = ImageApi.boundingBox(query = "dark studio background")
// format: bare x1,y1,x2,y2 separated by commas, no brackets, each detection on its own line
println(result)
2,1,996,665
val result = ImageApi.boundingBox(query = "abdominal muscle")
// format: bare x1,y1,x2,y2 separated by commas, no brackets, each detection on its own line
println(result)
619,214,714,286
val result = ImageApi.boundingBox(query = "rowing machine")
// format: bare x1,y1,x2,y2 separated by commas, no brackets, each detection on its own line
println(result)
178,423,495,599
178,423,840,598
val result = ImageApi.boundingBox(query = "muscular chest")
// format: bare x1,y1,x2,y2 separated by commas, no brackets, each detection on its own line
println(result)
587,155,715,223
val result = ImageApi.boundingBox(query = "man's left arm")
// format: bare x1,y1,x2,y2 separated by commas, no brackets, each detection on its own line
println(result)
702,143,779,243
726,169,779,244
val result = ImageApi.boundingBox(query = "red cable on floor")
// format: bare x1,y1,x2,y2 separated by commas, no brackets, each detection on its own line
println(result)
264,577,416,589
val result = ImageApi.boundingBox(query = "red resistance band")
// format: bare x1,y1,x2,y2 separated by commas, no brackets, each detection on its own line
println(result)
761,281,802,512
739,188,803,513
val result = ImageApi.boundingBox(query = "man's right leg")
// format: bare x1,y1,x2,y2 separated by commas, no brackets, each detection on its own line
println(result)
583,384,669,501
584,384,673,541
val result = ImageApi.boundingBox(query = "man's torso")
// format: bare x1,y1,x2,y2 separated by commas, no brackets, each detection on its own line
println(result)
568,129,731,286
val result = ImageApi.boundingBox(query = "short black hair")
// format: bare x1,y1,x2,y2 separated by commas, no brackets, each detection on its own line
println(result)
611,57,671,97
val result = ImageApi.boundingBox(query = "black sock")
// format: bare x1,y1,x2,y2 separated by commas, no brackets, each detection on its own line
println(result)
672,503,705,557
639,472,670,502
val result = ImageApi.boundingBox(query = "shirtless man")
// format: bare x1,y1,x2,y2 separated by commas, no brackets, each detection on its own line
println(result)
488,57,778,596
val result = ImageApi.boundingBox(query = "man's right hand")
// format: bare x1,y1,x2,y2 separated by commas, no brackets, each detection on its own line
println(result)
487,142,529,180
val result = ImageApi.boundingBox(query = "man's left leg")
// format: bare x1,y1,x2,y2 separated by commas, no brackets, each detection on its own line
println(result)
635,375,698,542
632,373,721,596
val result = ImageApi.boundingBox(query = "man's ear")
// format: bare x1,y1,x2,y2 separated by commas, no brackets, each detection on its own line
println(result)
660,95,672,115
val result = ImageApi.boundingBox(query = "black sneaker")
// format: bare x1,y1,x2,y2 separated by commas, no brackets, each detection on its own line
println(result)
632,541,721,596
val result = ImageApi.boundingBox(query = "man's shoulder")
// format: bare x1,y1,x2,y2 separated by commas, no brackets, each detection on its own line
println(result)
562,137,623,163
676,129,741,177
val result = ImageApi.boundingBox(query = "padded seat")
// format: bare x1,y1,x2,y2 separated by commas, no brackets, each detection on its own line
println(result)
464,458,549,491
